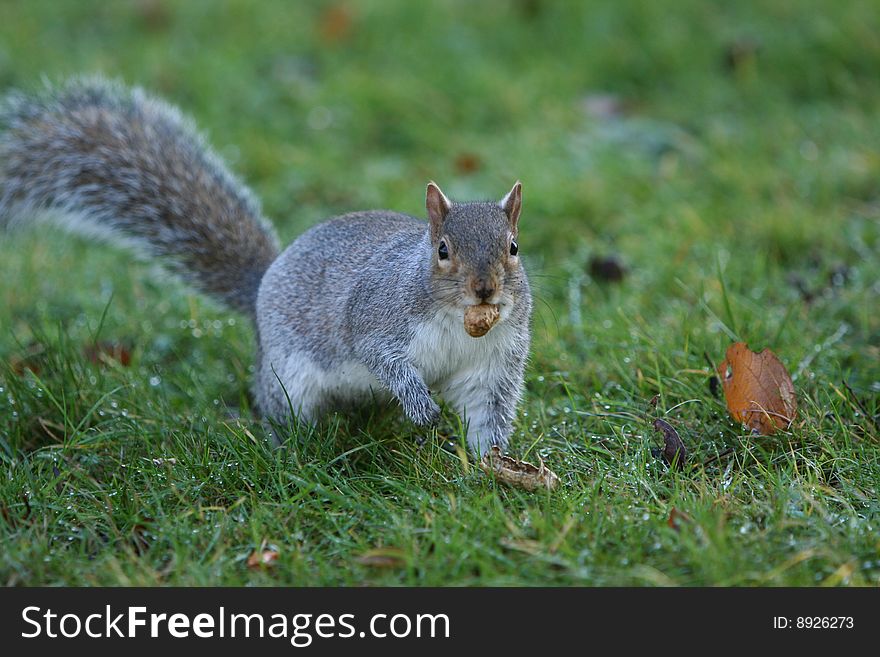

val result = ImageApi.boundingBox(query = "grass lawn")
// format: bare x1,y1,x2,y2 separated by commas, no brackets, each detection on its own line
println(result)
1,0,878,586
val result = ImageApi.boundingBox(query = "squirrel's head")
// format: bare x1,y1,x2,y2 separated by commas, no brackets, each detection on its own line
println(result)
426,181,524,315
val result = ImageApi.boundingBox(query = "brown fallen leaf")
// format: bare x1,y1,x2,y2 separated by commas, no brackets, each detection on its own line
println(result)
247,549,280,569
588,254,627,283
667,507,692,532
653,418,687,469
83,341,132,367
134,0,171,32
319,4,353,43
454,152,482,174
1,495,32,530
718,342,797,435
132,522,152,556
480,446,560,492
10,341,45,376
354,547,406,568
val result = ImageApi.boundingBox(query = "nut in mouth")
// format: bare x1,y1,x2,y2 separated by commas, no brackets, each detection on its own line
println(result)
463,303,500,337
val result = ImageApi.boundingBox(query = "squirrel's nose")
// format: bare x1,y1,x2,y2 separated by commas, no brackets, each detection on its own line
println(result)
473,280,496,301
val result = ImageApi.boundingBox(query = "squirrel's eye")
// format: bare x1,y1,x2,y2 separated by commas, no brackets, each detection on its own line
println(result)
510,240,518,256
438,241,449,260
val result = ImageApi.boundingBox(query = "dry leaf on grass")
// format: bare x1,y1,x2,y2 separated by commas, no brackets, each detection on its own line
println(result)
454,152,482,174
588,254,627,283
718,342,797,435
9,341,45,376
480,446,560,492
131,522,152,556
354,547,406,568
653,418,687,469
82,341,132,367
667,507,693,532
319,4,353,43
247,549,280,569
0,495,32,529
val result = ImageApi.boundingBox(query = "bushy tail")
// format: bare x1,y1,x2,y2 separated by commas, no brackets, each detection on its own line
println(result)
0,77,280,315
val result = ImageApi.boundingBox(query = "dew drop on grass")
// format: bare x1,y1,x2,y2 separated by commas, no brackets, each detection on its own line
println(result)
149,376,161,386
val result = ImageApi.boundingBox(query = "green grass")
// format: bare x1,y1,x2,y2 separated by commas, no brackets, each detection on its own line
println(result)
1,0,878,586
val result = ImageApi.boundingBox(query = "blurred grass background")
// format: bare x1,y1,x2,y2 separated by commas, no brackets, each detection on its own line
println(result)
0,0,878,586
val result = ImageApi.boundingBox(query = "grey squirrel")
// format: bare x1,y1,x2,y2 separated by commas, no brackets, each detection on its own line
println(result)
0,77,532,456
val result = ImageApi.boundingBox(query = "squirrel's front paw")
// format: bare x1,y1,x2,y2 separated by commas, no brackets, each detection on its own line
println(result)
405,396,441,427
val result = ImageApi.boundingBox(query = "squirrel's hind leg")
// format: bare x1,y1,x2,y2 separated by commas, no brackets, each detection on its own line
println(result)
255,351,330,427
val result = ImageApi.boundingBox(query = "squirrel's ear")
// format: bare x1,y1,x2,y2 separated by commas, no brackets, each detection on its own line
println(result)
426,182,452,241
499,181,522,232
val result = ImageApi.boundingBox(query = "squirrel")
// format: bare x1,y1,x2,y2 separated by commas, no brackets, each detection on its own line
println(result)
0,77,532,456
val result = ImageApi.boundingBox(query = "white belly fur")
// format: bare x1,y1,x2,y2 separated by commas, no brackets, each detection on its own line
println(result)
275,307,505,415
408,306,507,393
277,352,390,415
